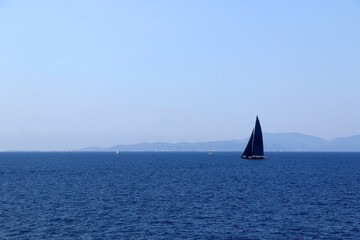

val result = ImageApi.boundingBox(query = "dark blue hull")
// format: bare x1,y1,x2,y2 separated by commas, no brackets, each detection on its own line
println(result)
241,156,267,159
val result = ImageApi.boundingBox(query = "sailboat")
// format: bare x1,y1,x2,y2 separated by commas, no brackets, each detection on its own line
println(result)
241,116,267,159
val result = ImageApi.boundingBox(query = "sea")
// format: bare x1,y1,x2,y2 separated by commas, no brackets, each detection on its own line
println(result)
0,152,359,240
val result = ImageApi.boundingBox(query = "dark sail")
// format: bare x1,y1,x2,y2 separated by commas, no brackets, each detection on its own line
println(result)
252,116,264,156
241,116,265,159
242,129,254,157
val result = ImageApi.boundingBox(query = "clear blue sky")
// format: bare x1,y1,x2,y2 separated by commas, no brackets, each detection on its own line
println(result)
0,0,359,150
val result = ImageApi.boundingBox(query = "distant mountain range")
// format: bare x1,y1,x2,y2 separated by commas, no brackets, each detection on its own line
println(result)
78,133,360,152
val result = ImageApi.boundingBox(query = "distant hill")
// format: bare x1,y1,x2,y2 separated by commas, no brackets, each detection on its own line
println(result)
77,133,360,152
263,133,328,151
325,135,360,151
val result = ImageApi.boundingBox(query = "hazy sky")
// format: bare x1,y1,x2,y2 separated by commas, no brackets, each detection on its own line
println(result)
0,0,359,150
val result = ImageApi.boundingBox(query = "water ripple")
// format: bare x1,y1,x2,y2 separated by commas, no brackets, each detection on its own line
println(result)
0,152,360,239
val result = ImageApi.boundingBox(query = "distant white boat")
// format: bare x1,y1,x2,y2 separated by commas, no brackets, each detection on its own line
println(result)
115,150,119,155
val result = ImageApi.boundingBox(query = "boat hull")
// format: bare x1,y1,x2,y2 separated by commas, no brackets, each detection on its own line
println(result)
241,156,267,159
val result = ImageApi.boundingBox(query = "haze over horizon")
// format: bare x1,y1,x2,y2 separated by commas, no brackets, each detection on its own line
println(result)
1,0,359,151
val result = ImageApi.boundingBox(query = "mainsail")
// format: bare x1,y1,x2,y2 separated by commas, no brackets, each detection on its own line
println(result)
241,116,265,159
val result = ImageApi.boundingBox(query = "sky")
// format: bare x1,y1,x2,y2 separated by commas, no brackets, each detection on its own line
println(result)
0,0,359,150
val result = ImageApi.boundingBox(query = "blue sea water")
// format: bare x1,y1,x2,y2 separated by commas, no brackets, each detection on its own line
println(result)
0,152,360,240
